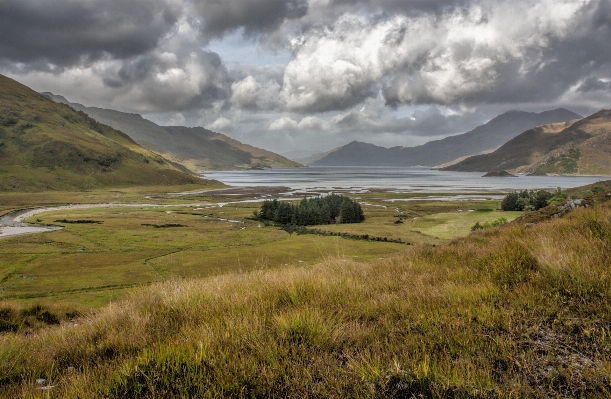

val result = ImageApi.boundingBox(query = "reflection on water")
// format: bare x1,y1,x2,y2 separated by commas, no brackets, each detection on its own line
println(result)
204,166,608,193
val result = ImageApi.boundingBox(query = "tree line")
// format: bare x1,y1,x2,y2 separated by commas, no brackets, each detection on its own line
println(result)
254,194,365,225
501,188,567,211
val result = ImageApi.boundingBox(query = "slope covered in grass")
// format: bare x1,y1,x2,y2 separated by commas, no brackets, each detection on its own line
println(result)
1,192,611,397
0,75,206,191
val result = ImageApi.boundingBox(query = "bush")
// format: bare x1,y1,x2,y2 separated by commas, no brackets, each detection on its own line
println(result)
501,189,558,211
501,193,519,211
471,217,508,230
547,188,568,206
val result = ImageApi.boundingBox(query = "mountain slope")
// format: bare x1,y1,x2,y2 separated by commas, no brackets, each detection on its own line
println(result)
0,75,204,191
311,109,582,167
293,148,340,165
42,94,302,172
443,110,611,175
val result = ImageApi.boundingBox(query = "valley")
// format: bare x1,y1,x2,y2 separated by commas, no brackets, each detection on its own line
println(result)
1,67,611,398
0,186,522,309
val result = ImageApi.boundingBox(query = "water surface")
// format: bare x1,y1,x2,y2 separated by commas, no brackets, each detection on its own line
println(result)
204,167,608,193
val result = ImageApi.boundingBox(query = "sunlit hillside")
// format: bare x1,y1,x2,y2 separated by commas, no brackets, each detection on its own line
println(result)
0,75,208,191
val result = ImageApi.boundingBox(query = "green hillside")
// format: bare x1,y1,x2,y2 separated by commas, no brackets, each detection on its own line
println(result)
0,75,206,191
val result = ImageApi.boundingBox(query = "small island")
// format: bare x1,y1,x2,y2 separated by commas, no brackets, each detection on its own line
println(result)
483,170,517,177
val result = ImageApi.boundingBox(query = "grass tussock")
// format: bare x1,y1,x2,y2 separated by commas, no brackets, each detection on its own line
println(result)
2,203,611,398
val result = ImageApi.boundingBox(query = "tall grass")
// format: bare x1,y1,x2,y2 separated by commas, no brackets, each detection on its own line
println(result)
1,202,611,397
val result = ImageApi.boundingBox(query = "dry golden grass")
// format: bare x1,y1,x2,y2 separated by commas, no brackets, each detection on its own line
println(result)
1,201,611,398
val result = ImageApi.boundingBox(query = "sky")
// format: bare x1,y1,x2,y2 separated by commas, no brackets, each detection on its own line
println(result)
1,0,610,157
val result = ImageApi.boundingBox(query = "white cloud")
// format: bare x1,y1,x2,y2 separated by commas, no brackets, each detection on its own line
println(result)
207,116,233,131
168,112,186,125
297,116,328,130
230,75,281,110
279,0,599,112
269,116,299,130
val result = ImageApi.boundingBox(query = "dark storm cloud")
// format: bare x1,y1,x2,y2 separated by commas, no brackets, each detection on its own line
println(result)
0,0,181,70
330,0,473,15
578,77,611,93
95,46,232,113
192,0,308,38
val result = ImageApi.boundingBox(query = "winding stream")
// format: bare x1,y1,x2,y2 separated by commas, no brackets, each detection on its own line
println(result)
0,203,195,239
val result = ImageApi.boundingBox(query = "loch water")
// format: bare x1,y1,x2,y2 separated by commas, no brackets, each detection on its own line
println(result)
203,166,608,194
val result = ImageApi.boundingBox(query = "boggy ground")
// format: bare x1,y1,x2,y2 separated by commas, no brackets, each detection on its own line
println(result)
1,185,611,397
0,186,520,310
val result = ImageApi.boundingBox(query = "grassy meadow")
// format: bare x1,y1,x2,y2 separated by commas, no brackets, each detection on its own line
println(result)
2,183,611,397
0,201,403,309
0,190,523,310
316,195,522,243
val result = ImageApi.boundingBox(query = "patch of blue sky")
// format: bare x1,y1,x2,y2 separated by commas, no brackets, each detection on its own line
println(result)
205,30,292,66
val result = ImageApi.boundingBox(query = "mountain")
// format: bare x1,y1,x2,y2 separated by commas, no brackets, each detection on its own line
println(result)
281,149,321,161
443,110,611,175
0,75,205,191
293,149,338,165
311,109,582,167
42,94,302,172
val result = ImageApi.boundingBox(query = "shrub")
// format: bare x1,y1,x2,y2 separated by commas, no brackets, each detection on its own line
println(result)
471,217,508,231
547,188,568,206
501,189,558,211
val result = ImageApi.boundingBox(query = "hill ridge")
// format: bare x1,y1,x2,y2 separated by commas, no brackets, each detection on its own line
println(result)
311,109,582,167
443,110,611,175
42,93,302,172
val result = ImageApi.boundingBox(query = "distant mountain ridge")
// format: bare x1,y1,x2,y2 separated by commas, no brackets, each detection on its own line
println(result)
42,93,302,173
311,109,582,167
0,75,204,191
443,110,611,176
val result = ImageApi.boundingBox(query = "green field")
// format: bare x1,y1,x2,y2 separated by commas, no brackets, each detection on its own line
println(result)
314,197,522,243
0,191,520,310
0,201,402,308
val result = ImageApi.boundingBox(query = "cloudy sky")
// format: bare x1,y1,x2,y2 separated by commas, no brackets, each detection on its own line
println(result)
2,0,610,157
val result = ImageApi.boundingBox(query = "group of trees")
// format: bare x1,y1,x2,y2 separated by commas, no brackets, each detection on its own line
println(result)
501,188,567,211
256,194,365,226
